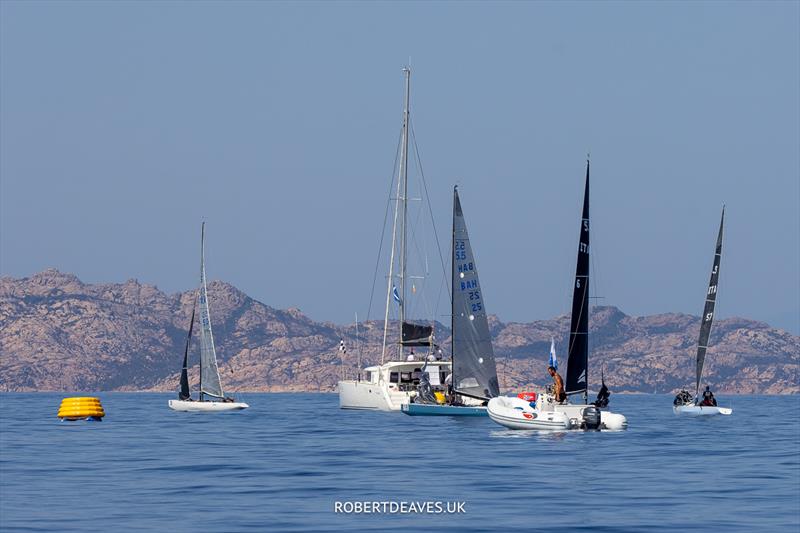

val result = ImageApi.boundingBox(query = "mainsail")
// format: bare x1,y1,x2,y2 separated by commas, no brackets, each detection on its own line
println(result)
451,187,499,399
566,161,590,398
695,207,724,396
401,322,434,347
179,302,196,400
198,222,224,399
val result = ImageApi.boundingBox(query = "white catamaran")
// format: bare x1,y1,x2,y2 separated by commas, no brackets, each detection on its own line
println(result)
401,187,500,415
488,160,627,430
673,207,732,417
338,67,453,411
168,223,248,412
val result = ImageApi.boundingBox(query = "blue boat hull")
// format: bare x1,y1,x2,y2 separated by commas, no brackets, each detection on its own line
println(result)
401,403,487,416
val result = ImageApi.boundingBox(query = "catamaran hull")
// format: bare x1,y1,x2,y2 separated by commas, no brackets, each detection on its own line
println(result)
168,400,248,412
673,405,732,416
338,380,401,411
401,403,487,416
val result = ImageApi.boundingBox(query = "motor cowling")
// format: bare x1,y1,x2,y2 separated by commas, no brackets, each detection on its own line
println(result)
582,406,601,430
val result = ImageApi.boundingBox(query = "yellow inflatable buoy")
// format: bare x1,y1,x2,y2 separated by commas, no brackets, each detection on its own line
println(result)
58,397,105,421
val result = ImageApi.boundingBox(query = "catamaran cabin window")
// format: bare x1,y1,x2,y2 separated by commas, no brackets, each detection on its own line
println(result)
389,372,399,383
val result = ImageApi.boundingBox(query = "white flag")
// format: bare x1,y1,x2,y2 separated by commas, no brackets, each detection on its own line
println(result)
548,337,558,371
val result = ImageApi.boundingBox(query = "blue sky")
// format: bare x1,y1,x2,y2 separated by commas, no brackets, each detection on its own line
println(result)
1,1,798,333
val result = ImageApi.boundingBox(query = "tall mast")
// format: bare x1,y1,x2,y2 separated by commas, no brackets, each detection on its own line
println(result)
398,66,411,343
381,67,411,364
451,186,457,385
584,158,589,406
199,222,204,402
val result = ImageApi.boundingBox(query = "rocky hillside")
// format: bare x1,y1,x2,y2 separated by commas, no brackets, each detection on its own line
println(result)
0,270,797,394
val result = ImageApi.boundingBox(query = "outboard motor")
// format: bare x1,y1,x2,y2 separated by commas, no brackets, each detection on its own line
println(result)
582,406,602,430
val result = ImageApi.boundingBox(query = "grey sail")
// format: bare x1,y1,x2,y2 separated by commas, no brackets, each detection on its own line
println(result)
695,207,724,396
451,187,499,399
198,222,224,399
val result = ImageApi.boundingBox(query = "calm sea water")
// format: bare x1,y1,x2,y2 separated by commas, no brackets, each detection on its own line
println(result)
1,393,798,532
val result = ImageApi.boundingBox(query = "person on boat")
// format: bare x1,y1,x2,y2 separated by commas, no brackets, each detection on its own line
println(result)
673,390,693,406
593,381,610,408
700,386,717,407
548,366,566,403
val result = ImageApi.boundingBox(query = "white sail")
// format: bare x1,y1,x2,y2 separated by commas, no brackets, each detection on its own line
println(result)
198,222,224,399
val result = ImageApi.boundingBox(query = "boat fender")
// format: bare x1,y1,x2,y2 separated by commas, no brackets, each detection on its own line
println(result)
582,406,601,430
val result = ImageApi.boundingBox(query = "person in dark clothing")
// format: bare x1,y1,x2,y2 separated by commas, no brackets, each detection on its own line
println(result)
673,390,693,406
593,381,610,408
548,366,566,403
699,386,717,406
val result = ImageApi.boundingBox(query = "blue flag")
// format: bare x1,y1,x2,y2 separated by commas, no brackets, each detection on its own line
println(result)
392,285,402,305
548,337,558,371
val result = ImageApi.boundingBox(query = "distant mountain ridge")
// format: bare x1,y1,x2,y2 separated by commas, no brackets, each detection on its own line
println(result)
0,269,797,394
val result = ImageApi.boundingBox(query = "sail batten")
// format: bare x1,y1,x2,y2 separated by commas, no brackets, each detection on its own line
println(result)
198,223,225,399
451,188,499,399
695,207,725,396
566,161,590,397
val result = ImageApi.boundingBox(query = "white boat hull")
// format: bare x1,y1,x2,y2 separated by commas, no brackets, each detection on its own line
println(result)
338,380,409,411
487,395,627,431
338,361,453,412
168,399,248,412
487,396,572,430
674,404,732,416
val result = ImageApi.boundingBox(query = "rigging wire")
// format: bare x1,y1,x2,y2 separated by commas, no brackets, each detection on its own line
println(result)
410,118,451,306
365,127,403,325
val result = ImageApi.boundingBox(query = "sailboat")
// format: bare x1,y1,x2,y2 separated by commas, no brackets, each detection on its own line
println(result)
168,223,249,412
402,187,500,415
338,67,452,411
487,159,627,430
673,208,732,416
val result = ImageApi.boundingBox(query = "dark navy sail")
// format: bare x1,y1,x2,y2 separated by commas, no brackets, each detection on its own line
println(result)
451,187,499,399
566,161,590,398
179,304,196,400
695,207,724,396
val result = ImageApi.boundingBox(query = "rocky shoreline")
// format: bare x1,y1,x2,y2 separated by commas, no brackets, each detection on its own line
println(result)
1,269,797,394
